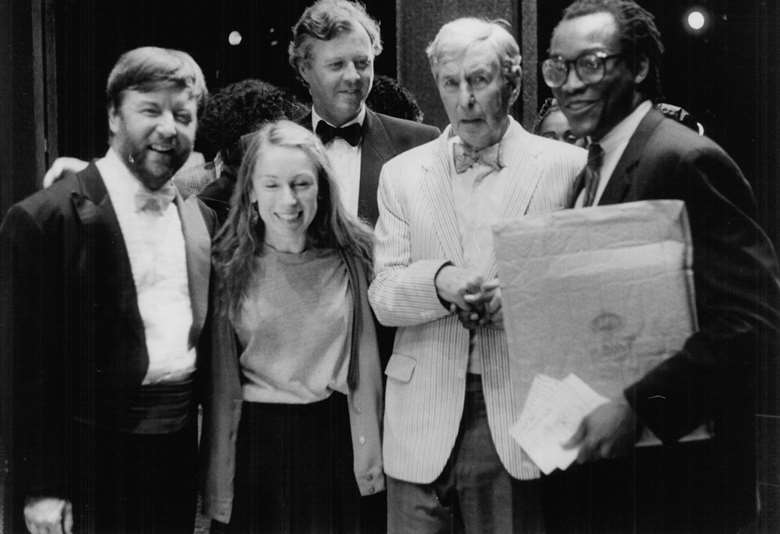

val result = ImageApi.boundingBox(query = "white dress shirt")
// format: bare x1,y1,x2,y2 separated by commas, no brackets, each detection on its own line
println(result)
447,118,520,373
576,100,653,207
312,106,365,217
96,148,196,384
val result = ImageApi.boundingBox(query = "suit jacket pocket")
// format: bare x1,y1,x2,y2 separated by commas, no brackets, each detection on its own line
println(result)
385,353,416,383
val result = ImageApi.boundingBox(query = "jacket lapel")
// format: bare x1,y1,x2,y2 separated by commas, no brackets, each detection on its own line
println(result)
71,163,145,350
599,109,664,205
359,110,394,225
177,195,211,348
477,121,546,281
420,130,465,266
496,121,546,220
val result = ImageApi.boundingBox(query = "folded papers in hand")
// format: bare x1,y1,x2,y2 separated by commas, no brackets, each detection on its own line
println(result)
494,200,710,466
510,374,607,474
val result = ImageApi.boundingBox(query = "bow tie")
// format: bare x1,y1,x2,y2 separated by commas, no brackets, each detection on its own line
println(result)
453,141,503,174
315,120,363,146
135,182,177,213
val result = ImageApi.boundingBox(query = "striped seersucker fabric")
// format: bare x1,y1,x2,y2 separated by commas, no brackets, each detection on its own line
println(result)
369,118,586,483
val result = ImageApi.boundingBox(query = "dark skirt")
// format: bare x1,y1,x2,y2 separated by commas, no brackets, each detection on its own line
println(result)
223,392,385,534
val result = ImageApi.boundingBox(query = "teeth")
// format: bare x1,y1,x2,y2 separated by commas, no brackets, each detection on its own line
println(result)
151,144,173,151
277,213,300,221
567,101,592,111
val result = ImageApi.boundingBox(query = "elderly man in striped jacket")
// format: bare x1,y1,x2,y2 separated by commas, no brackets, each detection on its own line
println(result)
368,17,584,534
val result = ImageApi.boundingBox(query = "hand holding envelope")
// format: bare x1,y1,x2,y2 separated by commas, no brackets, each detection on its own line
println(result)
495,201,710,473
509,374,609,474
563,396,641,463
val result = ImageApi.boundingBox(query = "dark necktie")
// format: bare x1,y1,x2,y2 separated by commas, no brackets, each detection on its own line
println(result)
569,142,604,208
315,120,363,146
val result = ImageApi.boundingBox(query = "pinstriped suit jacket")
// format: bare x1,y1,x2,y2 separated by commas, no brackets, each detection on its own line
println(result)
368,118,585,483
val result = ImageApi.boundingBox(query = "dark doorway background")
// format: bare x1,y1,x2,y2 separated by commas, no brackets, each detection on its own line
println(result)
53,0,396,161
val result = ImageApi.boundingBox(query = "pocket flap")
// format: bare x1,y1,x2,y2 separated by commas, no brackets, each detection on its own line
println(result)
385,353,416,383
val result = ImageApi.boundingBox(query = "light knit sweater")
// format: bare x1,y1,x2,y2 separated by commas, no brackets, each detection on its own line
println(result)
234,246,351,404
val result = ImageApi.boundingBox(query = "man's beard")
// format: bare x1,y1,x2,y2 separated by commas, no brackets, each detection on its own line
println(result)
125,145,188,190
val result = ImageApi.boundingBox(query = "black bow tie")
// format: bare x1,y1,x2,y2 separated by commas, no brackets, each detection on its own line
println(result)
315,120,363,146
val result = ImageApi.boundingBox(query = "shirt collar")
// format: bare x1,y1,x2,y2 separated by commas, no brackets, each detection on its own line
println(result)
596,100,653,155
311,105,366,130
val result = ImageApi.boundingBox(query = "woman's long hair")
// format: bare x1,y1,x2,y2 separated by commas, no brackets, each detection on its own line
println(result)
213,119,374,318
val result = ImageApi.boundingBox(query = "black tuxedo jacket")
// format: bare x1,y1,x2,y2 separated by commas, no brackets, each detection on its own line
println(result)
0,163,216,500
544,109,780,533
298,108,440,225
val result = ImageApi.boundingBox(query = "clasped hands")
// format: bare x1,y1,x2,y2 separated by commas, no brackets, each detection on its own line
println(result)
434,266,503,330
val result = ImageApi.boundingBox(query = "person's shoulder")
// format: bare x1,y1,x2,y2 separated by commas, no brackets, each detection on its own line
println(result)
6,170,86,228
638,114,748,197
528,132,585,160
649,114,699,144
382,134,440,172
646,114,733,165
373,111,438,132
371,111,440,140
514,125,586,168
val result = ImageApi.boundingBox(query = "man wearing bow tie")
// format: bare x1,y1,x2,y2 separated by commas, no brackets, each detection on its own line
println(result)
289,0,439,226
40,1,438,227
0,47,216,534
290,13,439,530
368,18,583,533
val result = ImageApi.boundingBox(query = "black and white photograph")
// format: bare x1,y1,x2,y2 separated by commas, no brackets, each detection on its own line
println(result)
1,1,778,532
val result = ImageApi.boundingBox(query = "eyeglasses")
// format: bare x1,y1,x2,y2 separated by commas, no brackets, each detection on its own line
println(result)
542,51,623,88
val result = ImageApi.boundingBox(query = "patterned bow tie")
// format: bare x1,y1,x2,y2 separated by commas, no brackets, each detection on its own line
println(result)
453,141,503,174
315,120,363,146
135,182,177,213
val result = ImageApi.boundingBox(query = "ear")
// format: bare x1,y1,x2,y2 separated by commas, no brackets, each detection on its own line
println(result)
506,71,522,107
510,71,522,104
633,55,650,84
108,104,120,136
298,60,312,87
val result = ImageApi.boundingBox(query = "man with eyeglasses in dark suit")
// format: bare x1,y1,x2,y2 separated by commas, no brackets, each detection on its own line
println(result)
540,1,780,533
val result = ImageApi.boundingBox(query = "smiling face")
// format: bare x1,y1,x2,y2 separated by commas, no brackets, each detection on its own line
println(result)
252,144,319,252
549,11,646,141
299,24,374,127
109,86,197,190
435,40,514,151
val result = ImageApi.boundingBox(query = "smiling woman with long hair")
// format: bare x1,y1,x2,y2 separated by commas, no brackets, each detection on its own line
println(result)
201,120,384,533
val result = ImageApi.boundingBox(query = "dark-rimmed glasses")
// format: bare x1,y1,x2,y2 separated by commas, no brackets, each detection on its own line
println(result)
542,51,623,88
